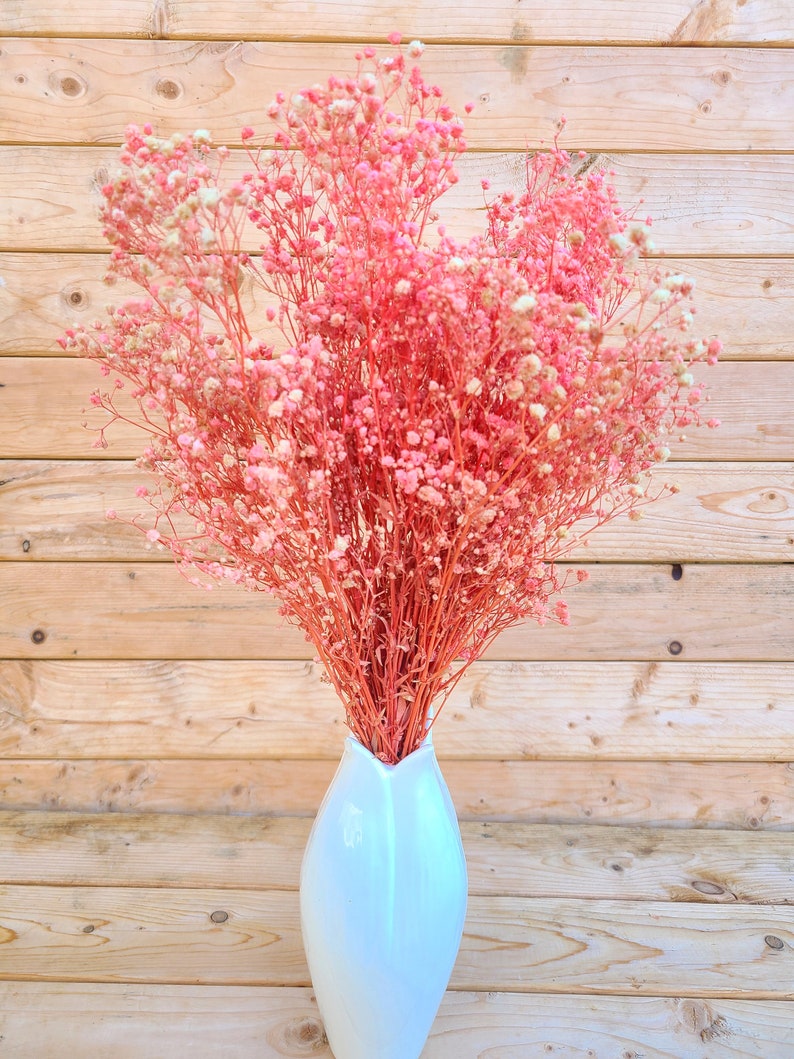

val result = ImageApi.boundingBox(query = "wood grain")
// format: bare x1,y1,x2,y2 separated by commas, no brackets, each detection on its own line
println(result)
3,460,792,563
0,759,788,827
2,659,793,762
1,358,785,460
2,984,793,1059
2,884,794,996
3,811,794,905
0,983,332,1059
0,3,792,1054
2,252,780,361
0,39,790,151
1,0,790,45
2,147,794,256
1,560,792,662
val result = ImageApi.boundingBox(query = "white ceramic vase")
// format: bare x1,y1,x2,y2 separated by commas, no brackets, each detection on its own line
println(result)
299,733,468,1059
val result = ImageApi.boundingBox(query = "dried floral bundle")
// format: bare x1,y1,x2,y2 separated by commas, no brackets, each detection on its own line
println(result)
62,36,719,762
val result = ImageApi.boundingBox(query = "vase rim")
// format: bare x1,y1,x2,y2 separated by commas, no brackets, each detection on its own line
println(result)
343,733,435,772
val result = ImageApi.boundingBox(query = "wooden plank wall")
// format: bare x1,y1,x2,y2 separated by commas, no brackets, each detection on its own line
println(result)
1,3,794,1055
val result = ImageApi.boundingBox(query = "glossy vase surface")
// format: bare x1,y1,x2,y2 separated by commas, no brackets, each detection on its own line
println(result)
299,734,468,1059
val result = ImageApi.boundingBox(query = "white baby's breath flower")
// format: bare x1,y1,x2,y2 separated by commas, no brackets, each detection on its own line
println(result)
663,274,688,292
198,187,220,210
511,294,537,314
466,377,483,396
519,353,541,379
329,99,356,117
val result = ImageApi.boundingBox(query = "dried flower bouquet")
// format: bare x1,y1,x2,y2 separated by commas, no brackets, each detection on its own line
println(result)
62,36,719,763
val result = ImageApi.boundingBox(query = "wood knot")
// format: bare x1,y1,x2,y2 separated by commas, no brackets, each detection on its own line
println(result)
62,284,90,311
667,640,683,656
156,78,182,101
274,1016,328,1056
675,999,718,1037
30,628,47,645
209,910,229,923
48,71,88,99
765,934,785,950
691,879,725,896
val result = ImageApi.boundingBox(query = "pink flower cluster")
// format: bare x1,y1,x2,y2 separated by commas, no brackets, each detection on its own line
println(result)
61,38,719,762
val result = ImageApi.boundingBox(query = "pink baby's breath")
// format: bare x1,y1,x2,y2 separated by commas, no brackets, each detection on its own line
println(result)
61,39,719,763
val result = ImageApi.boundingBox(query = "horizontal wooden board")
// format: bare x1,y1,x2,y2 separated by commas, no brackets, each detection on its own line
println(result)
4,811,794,905
2,148,794,257
0,358,782,461
2,884,794,996
0,983,333,1059
0,252,781,361
1,0,790,45
0,759,788,828
1,560,793,662
2,985,793,1059
3,461,792,563
0,40,789,151
1,659,793,762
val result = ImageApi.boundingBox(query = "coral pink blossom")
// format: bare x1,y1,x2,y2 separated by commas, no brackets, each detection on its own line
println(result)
61,41,719,762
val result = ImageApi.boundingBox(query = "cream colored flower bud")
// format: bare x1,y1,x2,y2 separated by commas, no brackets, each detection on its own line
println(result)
519,353,541,379
649,288,671,305
511,294,537,314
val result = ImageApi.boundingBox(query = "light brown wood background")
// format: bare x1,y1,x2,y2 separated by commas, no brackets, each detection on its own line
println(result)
1,3,793,1056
